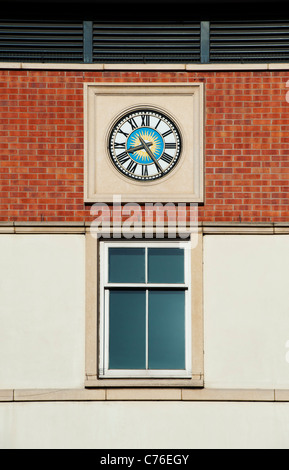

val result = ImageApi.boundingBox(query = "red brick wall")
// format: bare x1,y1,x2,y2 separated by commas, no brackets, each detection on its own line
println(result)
0,69,289,223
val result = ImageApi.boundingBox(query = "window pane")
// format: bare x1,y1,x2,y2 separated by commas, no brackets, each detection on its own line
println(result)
109,290,146,369
109,248,145,283
148,248,185,284
148,290,186,370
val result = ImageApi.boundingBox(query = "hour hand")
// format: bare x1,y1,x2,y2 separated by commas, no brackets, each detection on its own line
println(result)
127,142,153,153
138,136,164,174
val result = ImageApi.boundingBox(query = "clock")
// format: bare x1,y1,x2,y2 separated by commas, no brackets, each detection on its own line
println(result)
108,109,182,182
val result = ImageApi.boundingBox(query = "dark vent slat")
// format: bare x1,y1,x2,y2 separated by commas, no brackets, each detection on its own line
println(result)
0,21,83,62
1,20,289,64
210,21,289,62
93,22,201,63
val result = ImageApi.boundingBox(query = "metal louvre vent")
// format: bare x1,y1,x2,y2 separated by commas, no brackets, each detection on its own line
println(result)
0,21,83,62
1,20,289,64
93,22,201,63
210,21,289,62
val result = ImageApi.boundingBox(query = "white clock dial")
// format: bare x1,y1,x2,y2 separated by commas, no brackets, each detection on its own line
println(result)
108,109,182,181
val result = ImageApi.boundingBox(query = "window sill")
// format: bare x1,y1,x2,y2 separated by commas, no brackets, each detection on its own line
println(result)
85,375,204,389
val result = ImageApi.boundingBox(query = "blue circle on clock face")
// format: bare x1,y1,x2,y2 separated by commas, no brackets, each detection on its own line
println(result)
126,127,164,165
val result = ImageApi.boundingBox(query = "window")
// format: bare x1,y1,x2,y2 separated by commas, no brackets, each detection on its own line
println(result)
99,241,192,379
85,230,203,388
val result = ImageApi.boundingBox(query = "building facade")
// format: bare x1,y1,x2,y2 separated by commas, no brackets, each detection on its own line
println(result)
2,0,289,449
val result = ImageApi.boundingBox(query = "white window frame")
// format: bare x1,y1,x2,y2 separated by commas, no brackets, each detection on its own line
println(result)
99,240,192,379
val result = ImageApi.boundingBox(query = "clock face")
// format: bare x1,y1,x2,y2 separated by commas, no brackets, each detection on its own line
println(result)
108,109,182,182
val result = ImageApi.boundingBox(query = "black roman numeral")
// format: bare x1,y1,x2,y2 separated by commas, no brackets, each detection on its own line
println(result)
141,114,150,127
142,165,148,177
117,152,130,165
127,118,138,130
154,119,161,130
160,153,173,164
162,129,173,138
127,160,138,173
114,142,126,149
118,128,129,138
165,142,176,149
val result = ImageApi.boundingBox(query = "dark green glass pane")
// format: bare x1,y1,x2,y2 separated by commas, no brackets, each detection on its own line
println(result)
148,248,185,284
109,290,146,370
109,248,145,284
148,290,186,370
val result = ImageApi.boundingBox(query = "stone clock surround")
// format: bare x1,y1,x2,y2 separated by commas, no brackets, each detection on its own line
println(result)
84,82,205,203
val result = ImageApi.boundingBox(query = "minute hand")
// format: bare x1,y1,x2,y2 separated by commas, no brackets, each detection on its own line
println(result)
138,136,164,174
127,141,153,153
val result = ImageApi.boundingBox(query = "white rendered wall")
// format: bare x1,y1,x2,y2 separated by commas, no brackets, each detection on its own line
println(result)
204,235,289,390
1,401,289,449
1,234,289,390
1,234,289,449
0,235,85,389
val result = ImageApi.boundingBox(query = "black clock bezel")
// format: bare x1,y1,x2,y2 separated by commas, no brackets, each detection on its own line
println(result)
108,108,182,182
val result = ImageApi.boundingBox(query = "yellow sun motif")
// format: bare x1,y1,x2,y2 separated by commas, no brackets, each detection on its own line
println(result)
130,130,163,163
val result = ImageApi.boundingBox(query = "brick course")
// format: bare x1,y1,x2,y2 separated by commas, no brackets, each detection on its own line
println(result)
0,69,289,222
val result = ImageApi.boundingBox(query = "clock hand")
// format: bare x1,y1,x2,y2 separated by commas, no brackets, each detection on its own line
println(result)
127,142,153,153
138,136,164,174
